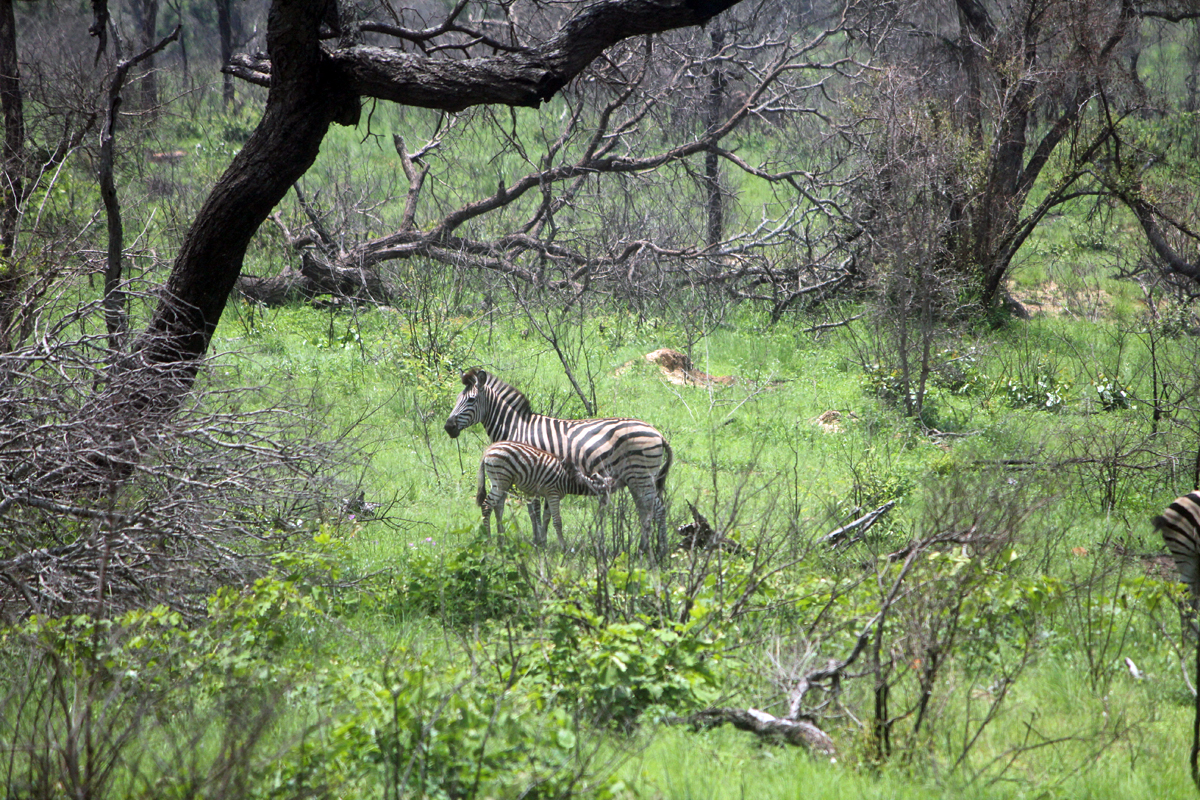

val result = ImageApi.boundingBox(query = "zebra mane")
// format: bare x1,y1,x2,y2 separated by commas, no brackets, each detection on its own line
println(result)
466,368,533,418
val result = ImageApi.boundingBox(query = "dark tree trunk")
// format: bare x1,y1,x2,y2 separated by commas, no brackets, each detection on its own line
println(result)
236,251,391,306
703,23,725,248
216,0,234,106
0,0,22,350
99,85,127,350
100,25,180,351
959,0,1036,309
130,0,160,117
133,0,356,394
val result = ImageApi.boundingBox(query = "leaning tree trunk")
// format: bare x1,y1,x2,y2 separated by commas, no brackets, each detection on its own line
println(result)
131,0,357,409
0,0,22,351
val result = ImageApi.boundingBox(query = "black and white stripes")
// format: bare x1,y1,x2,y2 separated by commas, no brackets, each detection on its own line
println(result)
1153,491,1200,597
476,441,613,547
446,368,673,553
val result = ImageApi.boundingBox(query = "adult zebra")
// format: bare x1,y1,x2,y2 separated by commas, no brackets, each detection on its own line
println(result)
445,369,673,555
1153,491,1200,596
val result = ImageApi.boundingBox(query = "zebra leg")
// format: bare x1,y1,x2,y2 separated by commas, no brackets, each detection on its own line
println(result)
653,494,668,558
547,494,567,549
527,497,546,546
626,477,661,556
488,483,509,540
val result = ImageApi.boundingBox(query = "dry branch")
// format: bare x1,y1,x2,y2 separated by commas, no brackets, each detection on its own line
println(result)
228,4,867,311
820,499,896,547
0,293,369,622
681,707,837,755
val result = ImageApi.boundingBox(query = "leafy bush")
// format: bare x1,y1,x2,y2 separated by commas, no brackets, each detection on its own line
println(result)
376,672,591,800
394,534,534,627
929,348,985,395
522,600,724,728
861,361,915,407
281,659,604,800
1091,373,1135,411
841,444,915,516
0,570,327,799
1000,361,1072,412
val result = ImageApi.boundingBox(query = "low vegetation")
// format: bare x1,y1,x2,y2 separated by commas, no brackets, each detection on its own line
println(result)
7,278,1200,798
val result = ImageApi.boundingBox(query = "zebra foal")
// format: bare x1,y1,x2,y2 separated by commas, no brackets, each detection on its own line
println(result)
477,441,614,547
445,369,673,556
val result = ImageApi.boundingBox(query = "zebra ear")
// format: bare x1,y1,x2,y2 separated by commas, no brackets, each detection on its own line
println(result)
462,369,477,386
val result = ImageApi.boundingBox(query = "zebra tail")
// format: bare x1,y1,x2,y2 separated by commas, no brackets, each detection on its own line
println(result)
656,440,674,495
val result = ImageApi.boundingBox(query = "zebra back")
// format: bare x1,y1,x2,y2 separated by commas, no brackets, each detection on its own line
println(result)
1153,491,1200,597
478,441,597,502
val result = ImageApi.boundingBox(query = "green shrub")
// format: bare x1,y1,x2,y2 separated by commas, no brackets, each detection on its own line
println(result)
394,533,534,627
287,660,601,800
929,347,985,396
522,600,723,728
1091,373,1135,411
999,360,1072,412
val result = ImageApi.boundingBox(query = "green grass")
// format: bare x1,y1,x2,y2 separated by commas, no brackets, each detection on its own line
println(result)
109,288,1187,798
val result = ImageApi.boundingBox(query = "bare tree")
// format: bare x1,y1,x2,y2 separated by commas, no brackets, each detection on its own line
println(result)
0,291,371,621
99,23,181,350
849,0,1141,311
233,1,868,337
0,12,101,351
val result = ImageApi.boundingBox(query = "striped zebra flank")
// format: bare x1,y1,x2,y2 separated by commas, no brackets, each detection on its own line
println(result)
446,368,673,555
476,441,614,548
1153,491,1200,597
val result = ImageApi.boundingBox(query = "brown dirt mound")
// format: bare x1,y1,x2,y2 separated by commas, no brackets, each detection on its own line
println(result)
644,348,736,387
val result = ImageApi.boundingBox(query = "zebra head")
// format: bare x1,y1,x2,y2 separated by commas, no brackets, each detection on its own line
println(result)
444,369,485,439
444,369,533,440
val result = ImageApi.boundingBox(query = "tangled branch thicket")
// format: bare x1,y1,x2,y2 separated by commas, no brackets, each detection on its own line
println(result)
235,1,870,320
0,293,366,623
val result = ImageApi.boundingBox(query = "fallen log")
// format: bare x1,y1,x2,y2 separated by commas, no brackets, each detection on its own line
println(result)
669,707,836,756
236,252,392,306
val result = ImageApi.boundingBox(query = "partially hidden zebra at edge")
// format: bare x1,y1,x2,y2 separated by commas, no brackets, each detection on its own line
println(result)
445,368,673,555
477,441,615,548
1153,490,1200,597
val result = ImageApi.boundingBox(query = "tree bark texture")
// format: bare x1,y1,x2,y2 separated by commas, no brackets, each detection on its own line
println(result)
0,0,22,350
228,0,744,110
135,0,357,381
130,0,159,116
216,0,234,106
704,23,726,247
237,251,390,305
137,0,744,399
